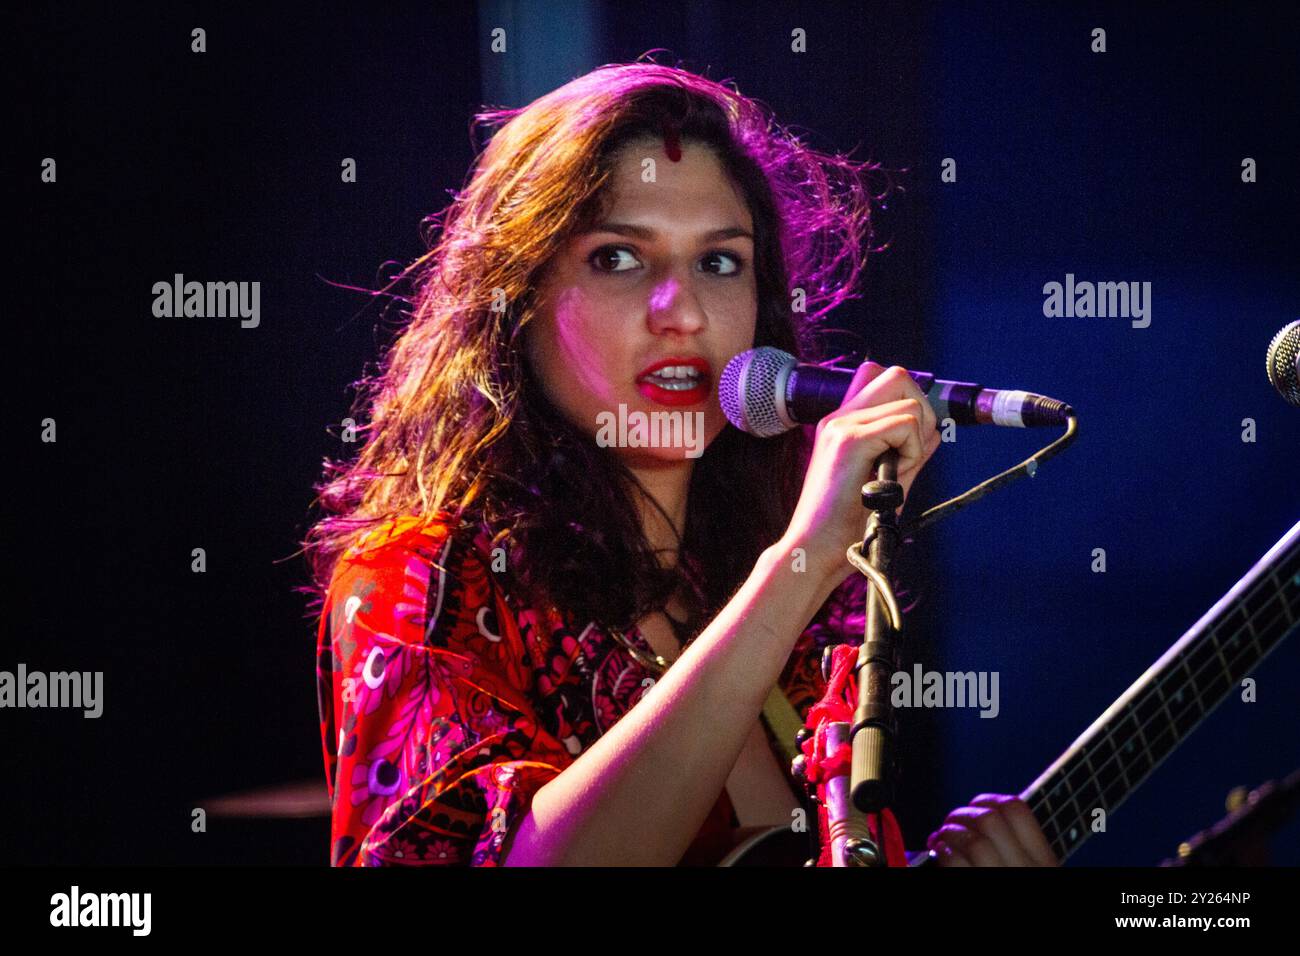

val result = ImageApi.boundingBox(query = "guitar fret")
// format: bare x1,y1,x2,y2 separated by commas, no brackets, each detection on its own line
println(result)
1048,775,1087,853
1125,598,1295,787
1027,791,1048,828
1219,609,1253,683
1065,749,1105,829
1118,705,1152,780
1185,634,1230,707
1244,573,1279,637
1243,584,1269,663
1207,635,1232,684
1249,547,1296,617
1093,725,1128,807
1134,688,1175,758
1222,603,1289,676
1017,522,1300,865
1040,599,1293,855
1168,655,1203,736
1279,555,1300,627
1032,788,1063,854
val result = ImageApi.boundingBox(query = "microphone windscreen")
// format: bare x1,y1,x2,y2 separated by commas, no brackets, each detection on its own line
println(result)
719,347,798,436
1266,320,1300,406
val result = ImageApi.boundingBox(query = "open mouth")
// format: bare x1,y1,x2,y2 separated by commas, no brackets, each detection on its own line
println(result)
636,358,712,406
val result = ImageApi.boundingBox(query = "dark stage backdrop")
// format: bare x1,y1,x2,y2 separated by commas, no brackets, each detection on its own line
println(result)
9,1,1297,865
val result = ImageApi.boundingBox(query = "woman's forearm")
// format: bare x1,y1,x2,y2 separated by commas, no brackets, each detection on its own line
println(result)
500,538,841,866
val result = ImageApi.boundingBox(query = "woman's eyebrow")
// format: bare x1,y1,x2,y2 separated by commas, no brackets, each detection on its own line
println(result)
583,222,753,242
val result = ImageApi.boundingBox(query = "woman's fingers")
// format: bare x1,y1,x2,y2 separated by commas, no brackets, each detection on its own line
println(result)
784,360,943,581
817,401,937,508
852,409,928,472
818,362,937,439
841,359,890,407
970,794,1059,866
929,822,1003,866
927,794,1060,867
927,836,971,866
943,806,1032,866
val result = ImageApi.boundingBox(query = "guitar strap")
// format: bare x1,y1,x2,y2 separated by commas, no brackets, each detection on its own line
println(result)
759,684,805,767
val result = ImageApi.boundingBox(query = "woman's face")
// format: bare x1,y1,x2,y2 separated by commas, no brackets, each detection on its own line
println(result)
524,135,758,464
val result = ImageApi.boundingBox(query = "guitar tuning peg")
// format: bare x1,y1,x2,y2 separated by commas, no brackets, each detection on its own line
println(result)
821,646,836,683
795,726,813,747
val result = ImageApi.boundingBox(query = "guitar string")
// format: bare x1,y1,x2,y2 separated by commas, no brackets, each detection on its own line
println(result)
1034,605,1290,857
1032,585,1295,848
1028,563,1298,851
1032,598,1295,854
1034,554,1296,806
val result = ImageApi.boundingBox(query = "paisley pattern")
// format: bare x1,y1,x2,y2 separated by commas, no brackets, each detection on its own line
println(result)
316,512,868,866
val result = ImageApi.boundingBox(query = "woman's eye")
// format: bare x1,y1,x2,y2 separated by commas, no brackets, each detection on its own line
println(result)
699,251,744,276
589,246,641,273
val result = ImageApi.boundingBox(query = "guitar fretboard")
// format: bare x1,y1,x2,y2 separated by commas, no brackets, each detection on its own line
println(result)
1020,520,1300,863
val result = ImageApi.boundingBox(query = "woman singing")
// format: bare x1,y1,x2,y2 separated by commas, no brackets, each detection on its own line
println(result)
304,62,1058,867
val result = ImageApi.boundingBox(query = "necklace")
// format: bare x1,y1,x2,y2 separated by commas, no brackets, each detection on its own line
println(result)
607,607,698,677
607,627,672,676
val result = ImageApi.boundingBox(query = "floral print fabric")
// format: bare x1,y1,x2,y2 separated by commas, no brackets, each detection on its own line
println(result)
316,513,865,866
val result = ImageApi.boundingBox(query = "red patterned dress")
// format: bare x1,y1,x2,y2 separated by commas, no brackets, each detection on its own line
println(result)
315,512,867,866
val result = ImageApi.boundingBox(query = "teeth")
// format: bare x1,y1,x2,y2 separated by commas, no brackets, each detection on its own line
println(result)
647,379,699,391
647,365,701,380
640,364,705,391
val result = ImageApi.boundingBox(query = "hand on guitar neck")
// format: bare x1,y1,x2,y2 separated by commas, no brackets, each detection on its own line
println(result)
926,793,1059,866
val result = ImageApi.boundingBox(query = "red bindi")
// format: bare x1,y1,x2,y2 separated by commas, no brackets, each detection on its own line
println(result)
662,123,682,162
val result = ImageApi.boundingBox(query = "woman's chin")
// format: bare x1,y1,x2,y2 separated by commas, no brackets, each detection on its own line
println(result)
614,443,712,468
586,402,725,465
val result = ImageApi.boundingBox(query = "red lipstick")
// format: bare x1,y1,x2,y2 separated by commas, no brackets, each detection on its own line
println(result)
635,356,713,407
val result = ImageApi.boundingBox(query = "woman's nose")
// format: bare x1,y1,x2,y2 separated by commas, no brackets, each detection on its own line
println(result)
646,275,707,334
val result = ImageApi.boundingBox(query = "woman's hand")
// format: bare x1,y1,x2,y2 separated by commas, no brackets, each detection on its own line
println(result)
781,362,941,584
927,793,1059,866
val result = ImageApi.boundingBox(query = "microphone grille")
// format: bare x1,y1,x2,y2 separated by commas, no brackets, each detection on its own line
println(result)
1266,320,1300,406
719,347,797,437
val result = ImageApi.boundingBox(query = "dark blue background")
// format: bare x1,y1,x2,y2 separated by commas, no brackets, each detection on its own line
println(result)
10,0,1296,865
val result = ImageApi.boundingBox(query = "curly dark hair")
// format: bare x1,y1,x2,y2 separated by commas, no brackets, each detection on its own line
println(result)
300,60,893,637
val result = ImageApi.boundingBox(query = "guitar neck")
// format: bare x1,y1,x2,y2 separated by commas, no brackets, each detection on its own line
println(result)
1020,520,1300,863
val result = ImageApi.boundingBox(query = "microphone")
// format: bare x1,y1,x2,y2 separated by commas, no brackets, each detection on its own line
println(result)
719,347,1074,438
1267,320,1300,406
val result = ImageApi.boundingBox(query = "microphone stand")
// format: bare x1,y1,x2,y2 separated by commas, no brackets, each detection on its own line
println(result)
792,416,1079,866
809,449,908,866
851,449,905,820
